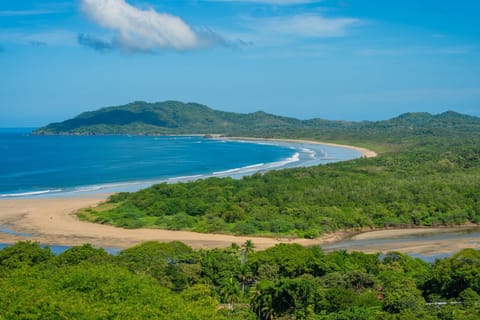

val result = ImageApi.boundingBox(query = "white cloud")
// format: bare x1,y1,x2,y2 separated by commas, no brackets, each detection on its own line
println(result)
80,0,200,51
246,14,360,38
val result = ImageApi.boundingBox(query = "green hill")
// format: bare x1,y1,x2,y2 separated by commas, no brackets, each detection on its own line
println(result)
33,100,314,135
34,101,479,142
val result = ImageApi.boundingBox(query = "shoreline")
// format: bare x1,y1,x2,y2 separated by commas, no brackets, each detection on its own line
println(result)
1,137,373,199
2,136,478,256
0,195,479,255
221,136,378,159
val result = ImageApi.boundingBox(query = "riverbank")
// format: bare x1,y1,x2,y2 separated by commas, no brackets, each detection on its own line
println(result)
1,196,479,256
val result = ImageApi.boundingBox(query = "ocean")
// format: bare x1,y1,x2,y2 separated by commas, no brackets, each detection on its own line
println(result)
0,129,361,198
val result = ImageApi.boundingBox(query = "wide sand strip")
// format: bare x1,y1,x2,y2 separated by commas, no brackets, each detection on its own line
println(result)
0,196,342,250
0,196,479,255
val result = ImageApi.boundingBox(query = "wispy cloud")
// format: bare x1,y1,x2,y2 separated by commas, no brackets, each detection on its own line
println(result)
80,0,223,52
0,30,77,46
77,33,113,52
245,13,361,38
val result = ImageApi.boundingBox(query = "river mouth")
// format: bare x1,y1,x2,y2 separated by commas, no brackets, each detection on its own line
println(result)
321,227,480,261
1,225,479,262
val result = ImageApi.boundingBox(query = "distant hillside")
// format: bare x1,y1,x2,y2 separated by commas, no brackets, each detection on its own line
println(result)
33,101,480,142
33,101,318,135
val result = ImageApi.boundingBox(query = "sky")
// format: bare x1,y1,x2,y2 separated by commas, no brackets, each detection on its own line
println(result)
0,0,479,127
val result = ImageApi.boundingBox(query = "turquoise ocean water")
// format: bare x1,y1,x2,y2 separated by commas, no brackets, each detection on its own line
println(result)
0,128,361,198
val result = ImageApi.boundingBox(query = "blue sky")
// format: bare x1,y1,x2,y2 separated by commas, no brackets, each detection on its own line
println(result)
0,0,479,126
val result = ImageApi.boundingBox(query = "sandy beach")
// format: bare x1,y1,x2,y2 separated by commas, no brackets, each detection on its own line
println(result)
1,139,478,256
0,196,339,250
1,195,479,255
223,137,378,159
0,139,377,251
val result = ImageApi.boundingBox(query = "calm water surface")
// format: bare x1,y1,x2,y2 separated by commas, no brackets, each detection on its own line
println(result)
0,129,361,198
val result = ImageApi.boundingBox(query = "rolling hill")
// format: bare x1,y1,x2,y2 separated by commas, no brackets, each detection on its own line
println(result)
34,100,479,138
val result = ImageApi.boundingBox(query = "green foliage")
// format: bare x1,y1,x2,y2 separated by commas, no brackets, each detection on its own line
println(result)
117,241,199,290
56,244,109,265
80,129,480,238
9,100,480,319
0,241,54,270
1,242,479,319
383,279,425,313
424,248,480,299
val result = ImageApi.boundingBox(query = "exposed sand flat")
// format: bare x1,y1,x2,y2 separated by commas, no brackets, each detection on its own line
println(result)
1,196,479,256
332,239,480,256
0,196,333,250
350,227,475,241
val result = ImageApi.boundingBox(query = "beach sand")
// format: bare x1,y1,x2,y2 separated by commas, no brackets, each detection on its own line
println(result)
328,226,480,255
0,196,478,255
0,196,324,250
2,140,477,255
224,137,378,159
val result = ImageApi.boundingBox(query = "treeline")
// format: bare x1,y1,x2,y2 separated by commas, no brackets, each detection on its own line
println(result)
0,241,479,319
80,134,480,238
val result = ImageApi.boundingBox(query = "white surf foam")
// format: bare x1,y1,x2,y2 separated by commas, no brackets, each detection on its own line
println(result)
0,189,63,198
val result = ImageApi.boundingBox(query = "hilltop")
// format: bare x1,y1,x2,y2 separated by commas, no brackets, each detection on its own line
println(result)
33,101,480,139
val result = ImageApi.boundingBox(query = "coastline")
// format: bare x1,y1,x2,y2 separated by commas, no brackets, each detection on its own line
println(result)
0,136,371,199
2,137,478,256
1,195,479,255
221,137,378,159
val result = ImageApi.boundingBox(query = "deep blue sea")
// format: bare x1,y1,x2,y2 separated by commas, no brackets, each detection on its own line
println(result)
0,128,361,198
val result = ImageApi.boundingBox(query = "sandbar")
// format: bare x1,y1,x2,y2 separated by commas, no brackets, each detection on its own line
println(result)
0,196,324,250
1,196,479,256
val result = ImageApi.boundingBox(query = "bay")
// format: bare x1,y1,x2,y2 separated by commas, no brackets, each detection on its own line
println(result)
0,129,361,198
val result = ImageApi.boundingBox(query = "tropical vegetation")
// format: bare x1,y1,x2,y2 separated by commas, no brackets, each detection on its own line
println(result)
0,241,479,319
76,109,480,238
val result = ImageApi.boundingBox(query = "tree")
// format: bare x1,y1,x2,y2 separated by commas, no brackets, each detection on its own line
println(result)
251,281,276,320
383,279,425,313
241,240,255,265
0,241,53,269
220,278,241,310
56,244,109,265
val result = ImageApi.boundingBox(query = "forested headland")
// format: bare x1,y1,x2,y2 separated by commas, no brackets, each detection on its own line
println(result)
1,241,479,319
74,106,480,238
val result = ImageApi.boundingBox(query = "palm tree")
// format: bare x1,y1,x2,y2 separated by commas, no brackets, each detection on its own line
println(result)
251,283,275,320
220,277,240,310
241,239,255,265
238,264,253,294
